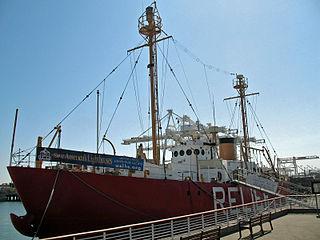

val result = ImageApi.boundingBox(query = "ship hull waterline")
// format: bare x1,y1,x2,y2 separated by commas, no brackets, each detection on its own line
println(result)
8,166,285,238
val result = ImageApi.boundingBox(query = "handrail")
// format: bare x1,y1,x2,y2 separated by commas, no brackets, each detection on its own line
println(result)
41,195,317,240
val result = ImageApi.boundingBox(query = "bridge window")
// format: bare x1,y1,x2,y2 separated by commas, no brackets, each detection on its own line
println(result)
194,149,200,155
174,151,178,157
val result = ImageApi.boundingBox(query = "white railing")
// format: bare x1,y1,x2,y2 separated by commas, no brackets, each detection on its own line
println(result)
41,195,318,240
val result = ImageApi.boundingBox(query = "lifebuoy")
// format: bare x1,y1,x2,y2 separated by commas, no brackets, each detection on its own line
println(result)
184,176,191,181
144,169,150,178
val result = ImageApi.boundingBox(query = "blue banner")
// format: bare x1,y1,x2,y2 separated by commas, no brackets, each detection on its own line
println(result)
36,147,144,171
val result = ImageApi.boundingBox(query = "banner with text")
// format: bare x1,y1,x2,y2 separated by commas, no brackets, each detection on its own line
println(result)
36,147,144,171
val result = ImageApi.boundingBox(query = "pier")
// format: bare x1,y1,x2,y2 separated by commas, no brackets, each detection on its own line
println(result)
5,193,20,201
0,184,20,202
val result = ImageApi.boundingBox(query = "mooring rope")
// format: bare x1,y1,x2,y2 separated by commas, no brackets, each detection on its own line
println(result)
33,168,61,239
69,171,157,219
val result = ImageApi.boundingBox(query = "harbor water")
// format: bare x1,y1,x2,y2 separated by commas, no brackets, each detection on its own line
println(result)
0,201,30,239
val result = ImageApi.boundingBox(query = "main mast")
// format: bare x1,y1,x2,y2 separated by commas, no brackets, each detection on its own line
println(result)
224,74,259,169
138,3,162,165
234,74,250,169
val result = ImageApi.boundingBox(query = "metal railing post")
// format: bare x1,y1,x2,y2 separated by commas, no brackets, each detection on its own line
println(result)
273,200,276,213
214,211,217,226
171,220,174,239
151,223,155,240
103,231,106,240
187,217,190,234
236,207,239,222
245,205,248,220
226,209,229,227
129,227,132,240
201,214,204,230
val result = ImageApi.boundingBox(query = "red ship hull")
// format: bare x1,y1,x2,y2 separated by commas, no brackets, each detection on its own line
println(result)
8,166,283,238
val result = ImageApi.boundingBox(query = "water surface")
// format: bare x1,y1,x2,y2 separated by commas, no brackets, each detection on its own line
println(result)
0,201,30,239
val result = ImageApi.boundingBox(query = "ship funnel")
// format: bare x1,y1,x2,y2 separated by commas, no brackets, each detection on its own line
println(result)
219,137,237,160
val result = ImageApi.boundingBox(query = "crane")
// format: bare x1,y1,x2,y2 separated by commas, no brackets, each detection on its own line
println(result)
277,155,319,176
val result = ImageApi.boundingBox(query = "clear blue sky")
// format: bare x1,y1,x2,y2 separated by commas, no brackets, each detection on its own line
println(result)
1,0,319,183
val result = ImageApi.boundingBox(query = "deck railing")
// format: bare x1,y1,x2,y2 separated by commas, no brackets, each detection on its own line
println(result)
41,194,318,240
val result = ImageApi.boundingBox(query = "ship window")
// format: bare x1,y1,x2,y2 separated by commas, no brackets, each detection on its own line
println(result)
194,149,200,155
174,151,178,157
186,149,192,155
180,150,185,156
201,149,205,155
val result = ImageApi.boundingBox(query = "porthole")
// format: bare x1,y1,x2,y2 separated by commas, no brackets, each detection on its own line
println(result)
180,150,185,156
186,149,192,155
174,151,178,157
194,149,200,155
201,149,205,155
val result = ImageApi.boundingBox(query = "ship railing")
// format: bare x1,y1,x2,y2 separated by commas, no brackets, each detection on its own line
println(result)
39,195,320,240
235,168,311,195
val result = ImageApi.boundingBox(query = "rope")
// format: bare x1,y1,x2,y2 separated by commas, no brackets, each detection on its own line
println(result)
130,53,144,132
19,53,133,163
203,64,216,126
157,44,200,123
69,171,156,219
247,100,277,156
99,48,143,149
159,39,169,117
33,168,61,239
189,180,231,207
171,38,234,76
172,38,200,115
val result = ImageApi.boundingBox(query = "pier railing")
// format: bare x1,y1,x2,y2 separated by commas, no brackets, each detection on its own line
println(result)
41,194,318,240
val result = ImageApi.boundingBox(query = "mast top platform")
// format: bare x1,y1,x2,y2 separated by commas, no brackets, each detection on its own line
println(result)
138,2,162,39
233,74,248,90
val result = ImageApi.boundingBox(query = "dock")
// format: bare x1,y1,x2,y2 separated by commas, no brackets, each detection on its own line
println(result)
223,213,320,240
0,184,20,201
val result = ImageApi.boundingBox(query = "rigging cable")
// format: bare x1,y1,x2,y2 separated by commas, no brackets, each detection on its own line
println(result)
19,52,134,162
157,44,199,123
172,38,200,116
247,100,277,156
130,52,144,132
203,64,216,126
159,39,170,118
227,100,239,130
99,48,144,150
157,43,212,140
171,38,234,76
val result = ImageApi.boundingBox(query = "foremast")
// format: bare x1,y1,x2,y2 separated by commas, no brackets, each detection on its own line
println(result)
140,4,161,165
128,2,171,165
